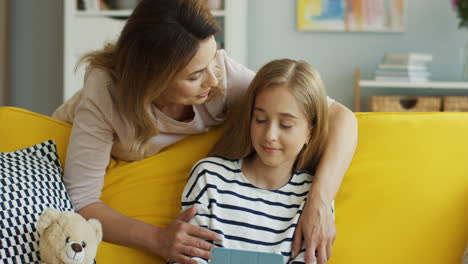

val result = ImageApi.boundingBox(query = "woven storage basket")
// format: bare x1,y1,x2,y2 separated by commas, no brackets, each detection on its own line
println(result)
443,96,468,112
368,96,442,112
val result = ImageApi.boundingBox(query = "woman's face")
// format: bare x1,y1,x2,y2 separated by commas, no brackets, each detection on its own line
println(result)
160,35,219,106
250,85,312,169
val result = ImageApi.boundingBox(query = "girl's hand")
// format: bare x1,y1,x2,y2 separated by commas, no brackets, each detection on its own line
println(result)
155,206,222,264
292,195,336,264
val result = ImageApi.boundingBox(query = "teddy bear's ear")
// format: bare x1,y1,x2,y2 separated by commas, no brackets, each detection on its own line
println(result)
88,219,103,243
37,208,61,236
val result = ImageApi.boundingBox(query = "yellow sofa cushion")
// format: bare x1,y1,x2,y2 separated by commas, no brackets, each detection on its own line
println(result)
331,112,468,264
2,107,468,264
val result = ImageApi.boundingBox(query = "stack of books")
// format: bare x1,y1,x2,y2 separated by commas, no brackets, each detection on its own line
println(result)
374,53,433,82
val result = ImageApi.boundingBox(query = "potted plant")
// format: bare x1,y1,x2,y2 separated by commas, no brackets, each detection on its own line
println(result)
453,0,468,28
453,0,468,80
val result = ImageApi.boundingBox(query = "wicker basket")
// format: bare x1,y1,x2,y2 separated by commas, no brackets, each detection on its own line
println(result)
443,96,468,112
368,96,442,112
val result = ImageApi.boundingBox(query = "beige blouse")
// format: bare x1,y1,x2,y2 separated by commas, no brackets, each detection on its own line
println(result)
53,50,334,211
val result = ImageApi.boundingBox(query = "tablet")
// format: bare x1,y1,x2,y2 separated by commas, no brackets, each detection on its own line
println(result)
210,247,284,264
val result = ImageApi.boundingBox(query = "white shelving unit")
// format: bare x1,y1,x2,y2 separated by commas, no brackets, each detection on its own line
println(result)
63,0,247,101
354,68,468,111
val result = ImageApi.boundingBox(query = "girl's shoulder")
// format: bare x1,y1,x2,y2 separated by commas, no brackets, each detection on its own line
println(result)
187,157,242,187
292,170,314,183
192,156,241,174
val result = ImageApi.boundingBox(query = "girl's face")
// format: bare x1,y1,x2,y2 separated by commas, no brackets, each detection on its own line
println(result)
160,35,219,106
250,85,312,169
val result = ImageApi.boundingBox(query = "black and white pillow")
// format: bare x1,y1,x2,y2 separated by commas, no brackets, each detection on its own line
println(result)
0,140,74,264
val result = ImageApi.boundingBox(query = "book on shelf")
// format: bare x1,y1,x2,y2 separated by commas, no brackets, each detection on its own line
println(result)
374,76,430,82
378,64,428,71
383,53,433,65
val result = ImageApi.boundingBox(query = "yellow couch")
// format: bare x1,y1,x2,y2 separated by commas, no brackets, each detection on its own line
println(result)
1,106,467,264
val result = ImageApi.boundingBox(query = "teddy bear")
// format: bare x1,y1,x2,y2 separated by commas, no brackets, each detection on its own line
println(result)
37,208,103,264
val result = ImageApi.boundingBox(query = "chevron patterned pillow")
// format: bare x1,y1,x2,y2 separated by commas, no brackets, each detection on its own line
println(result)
0,140,74,264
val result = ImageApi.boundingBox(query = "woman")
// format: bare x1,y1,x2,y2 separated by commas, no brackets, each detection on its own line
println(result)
53,0,358,263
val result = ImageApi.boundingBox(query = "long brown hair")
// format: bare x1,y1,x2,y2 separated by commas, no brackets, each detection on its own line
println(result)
209,59,329,173
77,0,220,157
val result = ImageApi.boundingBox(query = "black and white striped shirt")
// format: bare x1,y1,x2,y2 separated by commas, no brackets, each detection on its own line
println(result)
180,157,316,264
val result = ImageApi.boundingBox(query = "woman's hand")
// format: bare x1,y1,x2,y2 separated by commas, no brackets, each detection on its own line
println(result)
155,206,222,264
292,195,336,264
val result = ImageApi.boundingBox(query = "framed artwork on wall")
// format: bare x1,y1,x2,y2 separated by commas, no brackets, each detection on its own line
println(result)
297,0,405,32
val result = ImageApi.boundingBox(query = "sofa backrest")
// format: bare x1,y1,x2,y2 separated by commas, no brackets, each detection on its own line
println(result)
0,107,71,164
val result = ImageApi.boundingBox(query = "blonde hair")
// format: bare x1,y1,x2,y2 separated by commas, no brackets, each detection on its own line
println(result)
77,0,222,158
209,59,329,173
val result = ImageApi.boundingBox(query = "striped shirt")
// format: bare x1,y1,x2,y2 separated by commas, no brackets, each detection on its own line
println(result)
177,157,319,264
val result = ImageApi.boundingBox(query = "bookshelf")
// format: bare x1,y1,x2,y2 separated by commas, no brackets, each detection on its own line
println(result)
63,0,247,101
354,68,468,111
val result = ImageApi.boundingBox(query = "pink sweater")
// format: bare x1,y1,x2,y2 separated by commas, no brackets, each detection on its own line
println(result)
53,50,333,211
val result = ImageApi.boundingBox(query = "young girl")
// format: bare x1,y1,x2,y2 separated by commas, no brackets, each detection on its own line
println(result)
178,59,330,263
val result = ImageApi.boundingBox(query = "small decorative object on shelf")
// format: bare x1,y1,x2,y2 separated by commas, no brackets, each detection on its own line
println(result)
77,0,85,10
